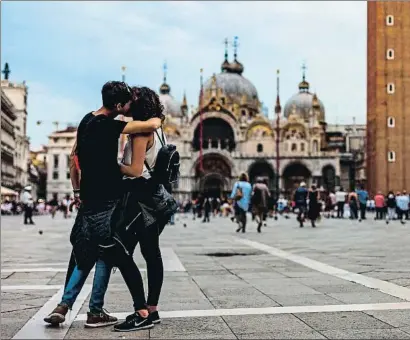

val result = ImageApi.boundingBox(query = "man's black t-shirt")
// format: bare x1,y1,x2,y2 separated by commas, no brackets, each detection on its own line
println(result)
77,113,127,201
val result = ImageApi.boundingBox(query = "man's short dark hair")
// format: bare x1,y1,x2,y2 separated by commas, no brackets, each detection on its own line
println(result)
101,81,132,110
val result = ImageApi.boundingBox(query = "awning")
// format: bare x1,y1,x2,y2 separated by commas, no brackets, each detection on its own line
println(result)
1,186,19,197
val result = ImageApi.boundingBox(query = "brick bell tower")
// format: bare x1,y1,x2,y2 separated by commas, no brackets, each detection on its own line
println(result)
367,1,410,195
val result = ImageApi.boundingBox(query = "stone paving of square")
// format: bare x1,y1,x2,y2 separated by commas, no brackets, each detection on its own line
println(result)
1,212,410,339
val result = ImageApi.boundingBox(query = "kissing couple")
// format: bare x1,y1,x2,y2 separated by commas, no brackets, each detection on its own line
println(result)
44,81,179,332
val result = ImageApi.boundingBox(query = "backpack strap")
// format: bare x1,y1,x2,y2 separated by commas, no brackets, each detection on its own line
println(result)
144,160,152,172
154,127,166,147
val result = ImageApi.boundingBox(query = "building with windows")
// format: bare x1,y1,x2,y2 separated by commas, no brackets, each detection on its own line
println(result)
1,88,17,191
367,1,410,195
45,127,76,200
1,78,30,192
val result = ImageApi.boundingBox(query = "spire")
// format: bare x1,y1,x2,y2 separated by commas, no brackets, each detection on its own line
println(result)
159,61,170,94
298,62,310,92
181,91,188,116
163,61,167,83
275,69,281,115
121,65,126,82
233,36,239,60
230,36,244,75
221,38,231,72
2,62,10,80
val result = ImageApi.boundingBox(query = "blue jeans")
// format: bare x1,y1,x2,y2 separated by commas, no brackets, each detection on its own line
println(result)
61,260,111,313
170,214,175,224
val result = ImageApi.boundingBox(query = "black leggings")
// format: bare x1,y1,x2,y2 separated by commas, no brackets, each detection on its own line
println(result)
108,246,147,311
138,223,166,306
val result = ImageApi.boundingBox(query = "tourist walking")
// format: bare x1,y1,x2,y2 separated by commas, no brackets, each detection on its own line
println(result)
230,173,252,233
20,186,34,225
385,191,396,224
396,191,409,224
294,182,308,227
202,197,211,223
348,190,359,220
308,185,320,228
374,191,385,220
335,187,347,218
251,177,270,233
356,185,369,220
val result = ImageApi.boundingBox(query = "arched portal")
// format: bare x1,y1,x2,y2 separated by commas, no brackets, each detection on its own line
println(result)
248,161,276,191
322,165,336,192
194,153,232,198
193,118,235,151
200,174,225,198
282,162,311,196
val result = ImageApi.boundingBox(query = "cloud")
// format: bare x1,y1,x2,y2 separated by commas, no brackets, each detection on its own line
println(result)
26,82,89,148
2,1,367,148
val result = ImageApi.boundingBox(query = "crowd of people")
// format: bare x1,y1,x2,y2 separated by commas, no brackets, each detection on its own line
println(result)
171,181,410,231
1,190,77,223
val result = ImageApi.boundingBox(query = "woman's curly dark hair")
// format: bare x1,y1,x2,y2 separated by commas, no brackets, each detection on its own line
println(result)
130,86,165,122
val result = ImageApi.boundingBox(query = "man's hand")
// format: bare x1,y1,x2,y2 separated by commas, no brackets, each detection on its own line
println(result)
71,191,81,211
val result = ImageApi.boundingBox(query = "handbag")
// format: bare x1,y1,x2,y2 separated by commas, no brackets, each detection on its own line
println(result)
235,184,243,201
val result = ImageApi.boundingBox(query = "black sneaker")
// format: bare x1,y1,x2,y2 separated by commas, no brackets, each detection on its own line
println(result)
148,311,161,324
84,309,118,328
114,312,153,332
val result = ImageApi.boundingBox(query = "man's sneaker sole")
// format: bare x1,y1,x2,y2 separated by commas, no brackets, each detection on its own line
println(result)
84,320,118,328
114,323,154,332
44,313,65,325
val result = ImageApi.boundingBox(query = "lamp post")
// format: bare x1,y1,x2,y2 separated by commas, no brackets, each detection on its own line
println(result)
274,70,281,201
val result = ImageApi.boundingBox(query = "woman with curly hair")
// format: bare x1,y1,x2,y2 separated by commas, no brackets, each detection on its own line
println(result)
114,86,168,332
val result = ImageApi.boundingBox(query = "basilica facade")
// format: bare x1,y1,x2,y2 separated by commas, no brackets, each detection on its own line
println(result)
158,50,345,202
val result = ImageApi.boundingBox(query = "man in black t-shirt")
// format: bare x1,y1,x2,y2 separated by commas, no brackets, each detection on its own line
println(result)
44,81,161,328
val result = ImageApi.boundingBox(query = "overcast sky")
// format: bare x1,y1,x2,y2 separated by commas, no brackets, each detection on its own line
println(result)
1,1,366,149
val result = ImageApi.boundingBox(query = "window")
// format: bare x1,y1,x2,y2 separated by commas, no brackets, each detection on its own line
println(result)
387,83,395,94
301,143,305,151
53,138,59,143
53,155,59,169
386,15,394,26
66,155,70,168
388,151,396,162
257,143,263,153
387,117,395,128
53,171,59,180
66,172,70,180
221,97,225,105
313,140,319,153
241,109,246,116
291,143,297,151
386,49,395,60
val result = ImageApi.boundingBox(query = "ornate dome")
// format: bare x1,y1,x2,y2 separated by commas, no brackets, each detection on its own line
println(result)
159,92,182,118
203,72,258,104
283,77,325,122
